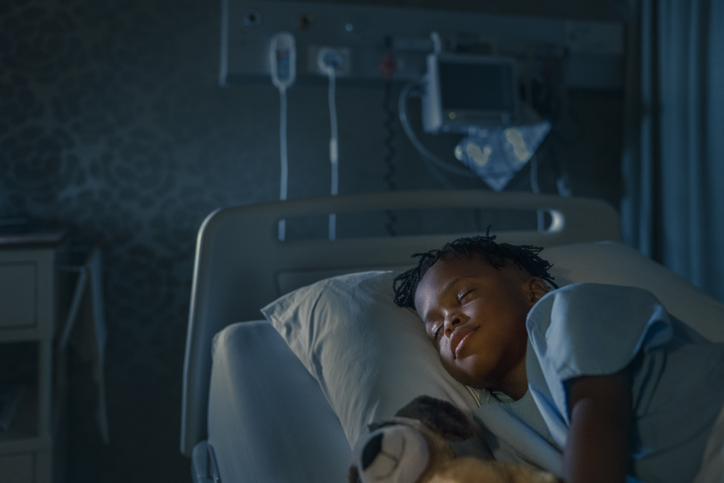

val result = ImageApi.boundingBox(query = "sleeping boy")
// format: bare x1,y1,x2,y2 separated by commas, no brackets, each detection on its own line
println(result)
393,235,724,483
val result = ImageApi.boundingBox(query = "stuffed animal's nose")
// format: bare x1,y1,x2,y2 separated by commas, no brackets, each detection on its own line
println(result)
361,433,384,469
355,425,430,483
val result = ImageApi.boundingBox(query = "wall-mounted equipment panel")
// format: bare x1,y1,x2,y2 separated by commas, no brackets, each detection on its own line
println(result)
221,0,625,89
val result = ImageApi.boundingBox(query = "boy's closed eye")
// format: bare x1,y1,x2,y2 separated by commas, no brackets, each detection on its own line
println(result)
457,289,473,303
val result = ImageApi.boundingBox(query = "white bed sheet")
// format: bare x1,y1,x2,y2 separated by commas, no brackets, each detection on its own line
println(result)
207,320,351,483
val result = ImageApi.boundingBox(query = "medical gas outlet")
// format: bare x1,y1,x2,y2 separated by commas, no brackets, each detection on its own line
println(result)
309,46,351,76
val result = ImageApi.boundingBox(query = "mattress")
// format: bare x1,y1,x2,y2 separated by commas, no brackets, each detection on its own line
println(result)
205,320,351,483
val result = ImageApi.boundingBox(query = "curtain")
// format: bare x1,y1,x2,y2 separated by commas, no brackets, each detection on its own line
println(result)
622,0,724,302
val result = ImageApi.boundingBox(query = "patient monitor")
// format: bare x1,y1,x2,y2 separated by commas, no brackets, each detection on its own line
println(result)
422,53,520,134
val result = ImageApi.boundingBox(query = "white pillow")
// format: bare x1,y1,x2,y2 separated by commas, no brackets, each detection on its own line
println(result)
261,241,724,450
261,270,480,448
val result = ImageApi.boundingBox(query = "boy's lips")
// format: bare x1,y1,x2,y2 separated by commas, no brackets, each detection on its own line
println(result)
450,326,477,359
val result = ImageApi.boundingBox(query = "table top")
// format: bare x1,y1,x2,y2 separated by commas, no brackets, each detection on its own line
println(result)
0,219,69,248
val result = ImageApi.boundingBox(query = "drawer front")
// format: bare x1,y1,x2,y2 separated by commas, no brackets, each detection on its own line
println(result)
0,263,37,328
0,453,33,483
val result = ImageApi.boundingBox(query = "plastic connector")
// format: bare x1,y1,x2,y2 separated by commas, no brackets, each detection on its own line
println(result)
317,47,342,75
270,32,296,90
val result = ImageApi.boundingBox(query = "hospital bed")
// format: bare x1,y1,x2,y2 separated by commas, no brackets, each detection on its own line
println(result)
179,190,724,483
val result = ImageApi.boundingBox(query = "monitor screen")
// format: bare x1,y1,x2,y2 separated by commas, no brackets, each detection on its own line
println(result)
438,61,515,112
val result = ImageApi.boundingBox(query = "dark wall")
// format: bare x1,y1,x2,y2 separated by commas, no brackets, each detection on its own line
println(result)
0,1,624,482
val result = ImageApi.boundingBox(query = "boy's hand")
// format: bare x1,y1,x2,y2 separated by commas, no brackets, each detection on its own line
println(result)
564,369,632,483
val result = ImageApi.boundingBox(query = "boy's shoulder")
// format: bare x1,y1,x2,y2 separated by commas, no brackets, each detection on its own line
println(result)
540,282,659,303
526,283,672,381
529,283,665,329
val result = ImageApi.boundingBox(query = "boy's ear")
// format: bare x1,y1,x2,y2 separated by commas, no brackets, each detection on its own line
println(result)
526,277,550,305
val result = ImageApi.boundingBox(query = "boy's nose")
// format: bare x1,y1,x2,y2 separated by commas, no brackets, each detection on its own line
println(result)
443,313,463,336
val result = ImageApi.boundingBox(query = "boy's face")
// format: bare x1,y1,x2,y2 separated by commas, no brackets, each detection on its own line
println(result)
413,255,547,395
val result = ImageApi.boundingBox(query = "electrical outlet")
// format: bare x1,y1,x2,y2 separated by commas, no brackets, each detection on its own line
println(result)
307,46,352,77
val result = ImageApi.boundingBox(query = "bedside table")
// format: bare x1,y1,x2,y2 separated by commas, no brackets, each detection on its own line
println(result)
0,226,70,483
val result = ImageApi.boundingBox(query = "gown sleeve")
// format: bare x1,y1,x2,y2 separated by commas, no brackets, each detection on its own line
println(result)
525,283,674,426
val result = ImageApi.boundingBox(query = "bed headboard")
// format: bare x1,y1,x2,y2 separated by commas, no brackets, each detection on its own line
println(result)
180,190,621,456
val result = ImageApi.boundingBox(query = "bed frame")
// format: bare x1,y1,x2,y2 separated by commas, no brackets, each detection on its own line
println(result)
180,190,621,458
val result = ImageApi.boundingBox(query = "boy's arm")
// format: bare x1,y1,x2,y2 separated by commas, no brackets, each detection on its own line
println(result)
563,369,632,483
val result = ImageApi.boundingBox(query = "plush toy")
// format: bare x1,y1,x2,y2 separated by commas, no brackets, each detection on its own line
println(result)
348,396,560,483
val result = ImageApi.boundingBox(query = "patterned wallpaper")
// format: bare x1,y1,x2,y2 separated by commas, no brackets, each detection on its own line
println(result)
0,1,623,482
0,1,260,481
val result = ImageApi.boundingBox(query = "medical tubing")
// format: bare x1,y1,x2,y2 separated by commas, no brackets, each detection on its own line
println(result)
327,68,338,240
398,84,453,189
399,83,527,182
278,86,288,241
383,79,398,236
383,81,397,192
398,83,476,178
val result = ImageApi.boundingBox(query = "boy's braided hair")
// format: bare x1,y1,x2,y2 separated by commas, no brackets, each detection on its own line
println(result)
393,234,558,309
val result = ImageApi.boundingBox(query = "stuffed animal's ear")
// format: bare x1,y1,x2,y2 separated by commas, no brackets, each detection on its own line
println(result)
348,465,360,483
395,395,474,441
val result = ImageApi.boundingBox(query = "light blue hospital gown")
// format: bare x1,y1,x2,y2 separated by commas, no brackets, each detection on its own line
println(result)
478,283,724,483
